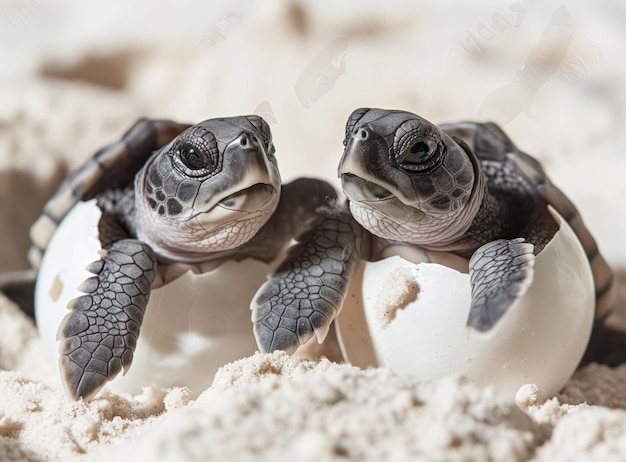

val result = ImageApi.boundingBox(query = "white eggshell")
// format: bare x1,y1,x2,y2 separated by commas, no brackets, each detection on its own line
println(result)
336,207,595,399
35,200,271,396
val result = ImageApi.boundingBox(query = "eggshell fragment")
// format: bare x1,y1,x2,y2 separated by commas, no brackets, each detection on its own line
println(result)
35,200,270,396
336,207,595,399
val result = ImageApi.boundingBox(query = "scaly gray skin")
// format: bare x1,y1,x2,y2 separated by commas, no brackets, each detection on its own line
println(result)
21,116,336,400
253,108,614,355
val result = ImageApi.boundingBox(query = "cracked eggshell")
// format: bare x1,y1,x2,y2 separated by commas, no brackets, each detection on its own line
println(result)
336,207,595,399
35,199,270,396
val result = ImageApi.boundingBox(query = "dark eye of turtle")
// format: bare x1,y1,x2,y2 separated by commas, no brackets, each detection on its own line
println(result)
180,145,208,170
396,138,440,172
409,141,433,160
173,143,215,178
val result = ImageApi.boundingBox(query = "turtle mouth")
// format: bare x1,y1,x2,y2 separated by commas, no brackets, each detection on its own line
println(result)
341,174,393,202
341,174,427,225
181,182,279,247
216,183,278,213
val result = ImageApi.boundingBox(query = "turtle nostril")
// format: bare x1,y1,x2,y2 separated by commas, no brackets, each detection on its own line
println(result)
240,134,260,149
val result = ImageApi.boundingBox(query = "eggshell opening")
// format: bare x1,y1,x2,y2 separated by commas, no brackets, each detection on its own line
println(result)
35,200,272,396
336,207,595,399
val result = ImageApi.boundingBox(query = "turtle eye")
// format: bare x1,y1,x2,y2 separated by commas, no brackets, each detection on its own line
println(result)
403,139,438,164
180,145,207,170
395,135,441,172
174,143,215,177
393,118,444,173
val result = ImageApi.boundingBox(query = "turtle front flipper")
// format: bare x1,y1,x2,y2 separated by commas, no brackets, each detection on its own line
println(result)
57,239,157,400
252,207,365,353
466,238,535,331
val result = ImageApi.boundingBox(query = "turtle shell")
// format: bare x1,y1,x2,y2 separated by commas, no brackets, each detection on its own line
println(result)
441,121,614,319
28,119,190,269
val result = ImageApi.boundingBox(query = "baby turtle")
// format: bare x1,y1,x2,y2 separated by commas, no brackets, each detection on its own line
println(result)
6,115,334,400
252,108,614,355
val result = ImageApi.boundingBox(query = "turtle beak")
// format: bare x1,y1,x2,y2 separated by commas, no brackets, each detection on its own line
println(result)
338,127,389,198
194,139,281,215
340,174,393,203
216,183,278,213
338,130,416,205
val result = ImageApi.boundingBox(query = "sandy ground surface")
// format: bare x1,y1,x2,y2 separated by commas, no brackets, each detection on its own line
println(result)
1,0,626,460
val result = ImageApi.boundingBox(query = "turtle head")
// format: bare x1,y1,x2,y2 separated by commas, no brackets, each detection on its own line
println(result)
135,115,281,261
338,108,484,246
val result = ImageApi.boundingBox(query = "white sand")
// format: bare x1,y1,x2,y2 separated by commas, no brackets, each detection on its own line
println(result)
1,1,626,460
374,267,420,328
